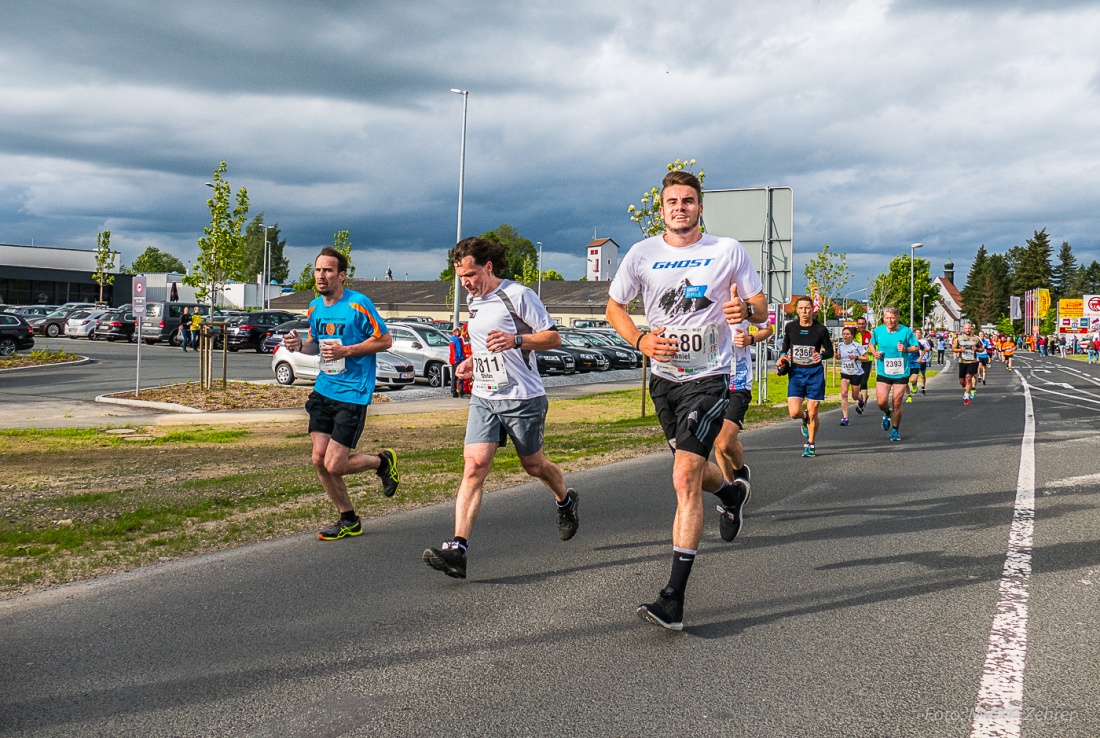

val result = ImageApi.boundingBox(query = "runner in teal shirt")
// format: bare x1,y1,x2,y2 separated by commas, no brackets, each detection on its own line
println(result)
869,308,919,442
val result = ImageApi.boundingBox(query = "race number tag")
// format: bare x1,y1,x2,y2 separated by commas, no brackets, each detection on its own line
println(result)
472,351,509,392
841,358,859,374
651,325,722,380
319,339,345,375
791,345,816,366
961,350,975,362
883,356,906,375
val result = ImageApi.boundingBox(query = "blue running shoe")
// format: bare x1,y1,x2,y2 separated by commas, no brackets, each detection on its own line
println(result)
882,414,891,432
801,418,809,438
890,428,901,442
802,444,815,458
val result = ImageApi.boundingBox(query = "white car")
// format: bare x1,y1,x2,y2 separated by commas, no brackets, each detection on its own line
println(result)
271,346,416,389
64,309,109,339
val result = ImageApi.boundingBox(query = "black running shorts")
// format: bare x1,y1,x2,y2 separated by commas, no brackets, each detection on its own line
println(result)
858,361,872,390
650,374,729,458
724,388,752,429
958,362,979,379
306,391,368,449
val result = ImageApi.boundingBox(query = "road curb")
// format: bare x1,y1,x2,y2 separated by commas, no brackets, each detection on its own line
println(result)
0,356,92,373
94,394,202,413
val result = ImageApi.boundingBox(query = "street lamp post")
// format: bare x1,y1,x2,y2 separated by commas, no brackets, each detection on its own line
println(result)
260,224,273,310
921,294,929,330
843,287,868,320
450,88,468,328
204,182,218,315
909,242,923,328
537,241,543,298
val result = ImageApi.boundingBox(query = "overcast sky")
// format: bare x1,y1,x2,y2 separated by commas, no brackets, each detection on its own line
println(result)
3,0,1099,296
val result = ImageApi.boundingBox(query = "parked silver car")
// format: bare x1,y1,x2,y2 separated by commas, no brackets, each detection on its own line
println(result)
64,309,109,339
271,346,416,389
386,323,453,387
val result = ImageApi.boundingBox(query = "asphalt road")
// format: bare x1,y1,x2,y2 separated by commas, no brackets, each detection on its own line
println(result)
1,354,1097,737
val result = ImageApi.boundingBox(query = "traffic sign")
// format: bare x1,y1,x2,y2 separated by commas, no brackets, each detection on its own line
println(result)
133,276,147,316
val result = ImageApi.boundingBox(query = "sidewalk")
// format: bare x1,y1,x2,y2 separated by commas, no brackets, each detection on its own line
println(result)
0,380,645,430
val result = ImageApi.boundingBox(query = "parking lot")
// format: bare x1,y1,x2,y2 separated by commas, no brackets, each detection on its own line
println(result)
3,335,644,404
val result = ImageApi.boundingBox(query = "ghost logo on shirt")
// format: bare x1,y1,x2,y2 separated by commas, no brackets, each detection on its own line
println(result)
658,279,713,317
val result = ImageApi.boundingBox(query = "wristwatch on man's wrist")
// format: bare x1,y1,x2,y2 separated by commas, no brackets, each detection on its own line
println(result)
514,334,523,348
745,302,755,318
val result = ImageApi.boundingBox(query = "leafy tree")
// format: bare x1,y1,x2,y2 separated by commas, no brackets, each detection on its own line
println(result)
186,161,249,306
542,269,564,281
440,224,535,281
332,230,355,278
628,158,705,237
868,255,939,327
292,231,354,295
1051,240,1078,299
93,230,115,304
516,255,540,286
803,244,850,322
984,253,1011,318
848,302,867,321
239,216,290,284
125,246,185,275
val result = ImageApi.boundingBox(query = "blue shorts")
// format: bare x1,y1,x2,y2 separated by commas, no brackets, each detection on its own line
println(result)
787,365,825,401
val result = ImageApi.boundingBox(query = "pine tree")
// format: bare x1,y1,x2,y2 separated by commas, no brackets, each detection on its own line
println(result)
1051,241,1078,299
960,245,988,323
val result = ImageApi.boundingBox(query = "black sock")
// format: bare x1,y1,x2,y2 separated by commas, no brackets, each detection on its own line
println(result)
341,509,357,522
453,536,468,552
666,548,696,597
712,481,739,508
556,491,574,509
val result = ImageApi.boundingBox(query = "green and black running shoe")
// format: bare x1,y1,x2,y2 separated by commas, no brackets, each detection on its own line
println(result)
318,516,362,541
377,448,400,497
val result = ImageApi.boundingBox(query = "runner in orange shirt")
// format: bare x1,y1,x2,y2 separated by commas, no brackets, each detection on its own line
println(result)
1001,335,1016,371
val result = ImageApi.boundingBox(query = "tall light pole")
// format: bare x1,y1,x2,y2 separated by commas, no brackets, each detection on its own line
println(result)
537,241,543,298
260,224,273,310
205,182,217,314
450,88,468,328
909,242,923,328
921,293,929,330
844,287,868,320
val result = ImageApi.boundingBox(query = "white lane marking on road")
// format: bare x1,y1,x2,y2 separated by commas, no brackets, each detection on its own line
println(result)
1043,382,1074,389
1045,472,1100,489
970,374,1034,738
1027,385,1100,406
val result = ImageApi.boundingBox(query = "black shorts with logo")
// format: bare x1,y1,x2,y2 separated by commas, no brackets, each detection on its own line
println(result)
650,374,730,458
724,388,752,429
306,391,368,449
958,362,979,379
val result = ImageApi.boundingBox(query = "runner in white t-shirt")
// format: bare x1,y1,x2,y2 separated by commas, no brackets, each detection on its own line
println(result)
422,237,579,580
836,326,868,426
607,169,767,631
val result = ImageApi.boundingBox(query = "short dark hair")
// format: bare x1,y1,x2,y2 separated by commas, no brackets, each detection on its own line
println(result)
661,170,702,201
796,295,813,307
316,246,347,274
451,236,508,275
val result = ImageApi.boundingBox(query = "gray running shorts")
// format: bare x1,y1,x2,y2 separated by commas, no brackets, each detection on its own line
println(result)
465,394,548,458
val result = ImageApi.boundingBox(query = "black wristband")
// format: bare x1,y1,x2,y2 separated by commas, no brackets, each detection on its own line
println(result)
635,334,645,350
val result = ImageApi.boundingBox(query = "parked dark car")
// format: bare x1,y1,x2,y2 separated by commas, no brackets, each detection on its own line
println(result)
261,318,310,353
562,330,640,369
139,302,224,346
0,313,36,356
224,311,300,352
7,306,58,318
556,332,613,371
93,310,138,342
535,348,576,375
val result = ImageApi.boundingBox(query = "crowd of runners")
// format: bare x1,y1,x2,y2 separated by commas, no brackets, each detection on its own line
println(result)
281,169,1031,632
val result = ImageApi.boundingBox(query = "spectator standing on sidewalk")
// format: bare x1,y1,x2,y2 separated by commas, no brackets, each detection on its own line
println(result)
449,327,467,398
180,307,192,352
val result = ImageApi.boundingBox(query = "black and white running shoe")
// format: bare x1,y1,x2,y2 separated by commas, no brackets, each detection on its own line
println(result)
636,587,684,631
556,489,580,541
423,540,467,579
